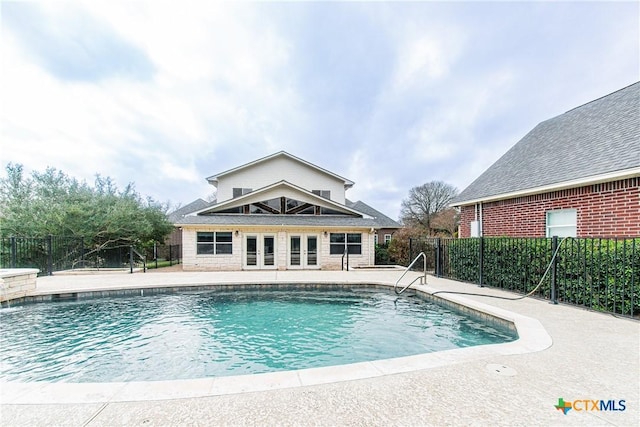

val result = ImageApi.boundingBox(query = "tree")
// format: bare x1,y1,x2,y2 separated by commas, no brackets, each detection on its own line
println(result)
0,163,174,249
400,181,459,236
429,207,460,237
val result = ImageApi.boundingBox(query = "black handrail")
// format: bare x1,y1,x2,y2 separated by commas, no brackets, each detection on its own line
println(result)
341,247,349,271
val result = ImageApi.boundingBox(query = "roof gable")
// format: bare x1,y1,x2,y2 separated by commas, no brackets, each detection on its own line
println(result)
192,181,368,217
454,82,640,205
206,151,355,189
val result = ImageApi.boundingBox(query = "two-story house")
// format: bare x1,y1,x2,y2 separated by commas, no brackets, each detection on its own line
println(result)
171,152,401,270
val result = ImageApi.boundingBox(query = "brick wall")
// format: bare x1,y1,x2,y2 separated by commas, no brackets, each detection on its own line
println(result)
458,177,639,238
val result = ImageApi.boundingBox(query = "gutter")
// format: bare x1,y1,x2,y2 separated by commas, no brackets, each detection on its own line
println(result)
451,166,640,207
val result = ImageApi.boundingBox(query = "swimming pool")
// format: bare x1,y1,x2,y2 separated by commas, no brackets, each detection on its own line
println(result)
0,286,517,383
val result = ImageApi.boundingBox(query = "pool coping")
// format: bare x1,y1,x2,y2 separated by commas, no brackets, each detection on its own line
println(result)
0,280,552,405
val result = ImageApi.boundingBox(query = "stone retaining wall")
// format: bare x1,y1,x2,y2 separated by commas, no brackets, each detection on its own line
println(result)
0,269,39,303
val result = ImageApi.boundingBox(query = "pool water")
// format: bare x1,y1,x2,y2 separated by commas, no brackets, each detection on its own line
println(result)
0,288,516,383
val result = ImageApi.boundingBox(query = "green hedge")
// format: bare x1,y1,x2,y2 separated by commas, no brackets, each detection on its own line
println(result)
444,237,639,317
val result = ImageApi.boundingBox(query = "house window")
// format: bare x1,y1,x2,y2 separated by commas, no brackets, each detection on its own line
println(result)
546,209,577,237
312,190,331,199
330,233,362,255
197,232,233,255
374,234,378,245
320,207,345,215
384,234,392,244
232,188,252,198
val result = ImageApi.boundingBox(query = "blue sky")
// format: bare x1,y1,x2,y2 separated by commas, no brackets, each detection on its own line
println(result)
1,1,638,220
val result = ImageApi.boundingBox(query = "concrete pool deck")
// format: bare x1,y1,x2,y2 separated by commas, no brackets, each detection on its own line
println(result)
1,269,638,426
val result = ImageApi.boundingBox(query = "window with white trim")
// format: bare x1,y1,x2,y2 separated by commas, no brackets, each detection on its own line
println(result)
374,234,378,245
197,232,233,255
384,234,392,244
329,233,362,255
546,209,577,237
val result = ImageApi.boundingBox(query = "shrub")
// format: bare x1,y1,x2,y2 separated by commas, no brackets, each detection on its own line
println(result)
444,237,639,317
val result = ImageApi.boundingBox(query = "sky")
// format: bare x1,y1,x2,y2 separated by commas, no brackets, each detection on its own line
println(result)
1,1,638,220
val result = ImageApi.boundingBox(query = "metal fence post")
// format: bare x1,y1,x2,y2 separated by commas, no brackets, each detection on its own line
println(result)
478,236,484,287
10,236,17,268
550,236,558,304
169,245,173,266
47,235,53,275
409,238,413,267
129,245,134,274
435,238,441,277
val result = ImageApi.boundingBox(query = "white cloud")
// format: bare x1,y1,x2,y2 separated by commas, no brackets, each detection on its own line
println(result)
1,0,637,217
1,1,304,203
391,22,465,91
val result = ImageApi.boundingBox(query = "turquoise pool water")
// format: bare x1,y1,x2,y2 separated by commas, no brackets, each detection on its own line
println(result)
0,288,516,382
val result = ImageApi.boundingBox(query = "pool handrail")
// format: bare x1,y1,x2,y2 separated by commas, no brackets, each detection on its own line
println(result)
394,252,427,294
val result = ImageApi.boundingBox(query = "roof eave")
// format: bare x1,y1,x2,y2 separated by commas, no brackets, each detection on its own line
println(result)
452,166,640,207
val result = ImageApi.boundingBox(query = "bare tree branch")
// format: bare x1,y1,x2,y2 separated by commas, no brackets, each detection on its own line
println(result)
400,181,459,236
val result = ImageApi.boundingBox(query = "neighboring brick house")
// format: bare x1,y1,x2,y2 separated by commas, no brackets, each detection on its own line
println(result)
170,151,400,270
452,82,639,238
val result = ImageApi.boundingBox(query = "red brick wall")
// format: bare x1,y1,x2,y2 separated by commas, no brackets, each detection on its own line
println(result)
458,177,639,238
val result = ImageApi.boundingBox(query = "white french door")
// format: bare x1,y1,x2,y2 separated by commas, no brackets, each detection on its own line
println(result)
288,234,319,269
245,234,277,269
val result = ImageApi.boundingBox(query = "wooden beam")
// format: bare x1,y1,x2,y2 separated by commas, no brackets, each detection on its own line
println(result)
253,202,281,214
287,203,313,214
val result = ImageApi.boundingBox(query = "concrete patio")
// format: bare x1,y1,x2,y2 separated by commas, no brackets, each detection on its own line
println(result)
1,269,638,426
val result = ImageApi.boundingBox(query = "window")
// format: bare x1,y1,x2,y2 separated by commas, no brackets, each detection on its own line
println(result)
197,232,233,255
312,190,331,199
546,209,577,237
330,233,362,255
384,234,392,244
320,207,345,215
232,188,252,198
374,234,378,245
217,207,242,214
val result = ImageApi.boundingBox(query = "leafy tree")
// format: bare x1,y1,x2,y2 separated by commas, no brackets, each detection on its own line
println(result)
429,207,459,237
387,227,415,266
400,181,459,236
0,163,174,249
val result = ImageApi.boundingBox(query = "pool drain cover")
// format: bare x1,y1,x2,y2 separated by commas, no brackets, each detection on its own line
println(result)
486,363,517,376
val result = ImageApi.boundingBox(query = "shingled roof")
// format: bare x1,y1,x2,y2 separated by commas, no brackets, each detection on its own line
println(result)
453,82,640,206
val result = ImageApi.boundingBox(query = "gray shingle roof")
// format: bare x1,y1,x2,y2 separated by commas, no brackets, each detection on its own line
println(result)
346,200,401,228
175,214,389,228
453,82,640,205
167,199,213,222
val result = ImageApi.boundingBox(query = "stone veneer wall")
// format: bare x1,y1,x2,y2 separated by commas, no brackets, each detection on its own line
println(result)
0,269,39,303
181,227,375,271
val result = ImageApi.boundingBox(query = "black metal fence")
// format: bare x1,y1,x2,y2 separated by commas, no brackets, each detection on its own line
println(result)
0,236,84,275
409,236,639,318
0,236,181,276
143,243,181,269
